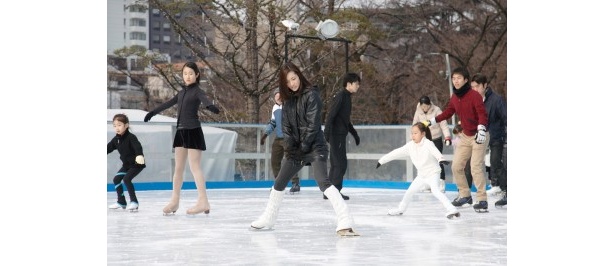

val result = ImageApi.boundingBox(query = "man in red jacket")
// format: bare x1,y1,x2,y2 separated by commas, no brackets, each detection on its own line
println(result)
423,67,490,212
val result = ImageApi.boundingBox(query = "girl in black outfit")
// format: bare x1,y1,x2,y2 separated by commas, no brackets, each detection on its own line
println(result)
144,61,220,216
250,62,359,236
107,113,146,212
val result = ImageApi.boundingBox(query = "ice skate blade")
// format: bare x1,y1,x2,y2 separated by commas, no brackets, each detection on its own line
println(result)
446,212,460,219
495,205,507,209
249,226,274,231
387,210,403,216
186,210,210,216
162,212,176,216
337,229,360,237
473,209,489,213
129,209,139,213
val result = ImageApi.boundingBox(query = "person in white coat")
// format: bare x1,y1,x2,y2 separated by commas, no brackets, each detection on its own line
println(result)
377,122,460,219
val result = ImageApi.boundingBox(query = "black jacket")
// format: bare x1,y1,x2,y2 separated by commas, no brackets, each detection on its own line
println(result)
483,87,507,144
282,85,328,163
107,130,146,169
324,88,357,139
149,83,218,129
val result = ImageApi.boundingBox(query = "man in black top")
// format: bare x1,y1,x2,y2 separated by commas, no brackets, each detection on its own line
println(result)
323,73,361,200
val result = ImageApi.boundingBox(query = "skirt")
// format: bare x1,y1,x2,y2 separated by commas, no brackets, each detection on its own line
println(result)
173,128,206,150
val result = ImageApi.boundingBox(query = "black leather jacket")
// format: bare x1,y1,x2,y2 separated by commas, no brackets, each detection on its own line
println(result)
282,85,328,163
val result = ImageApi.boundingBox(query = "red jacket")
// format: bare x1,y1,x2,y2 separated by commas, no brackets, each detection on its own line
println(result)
435,83,488,137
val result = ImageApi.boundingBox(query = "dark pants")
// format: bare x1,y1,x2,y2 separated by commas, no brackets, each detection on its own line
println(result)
273,155,332,192
489,140,505,187
112,166,143,204
433,137,446,180
271,138,299,184
328,134,348,191
500,143,507,191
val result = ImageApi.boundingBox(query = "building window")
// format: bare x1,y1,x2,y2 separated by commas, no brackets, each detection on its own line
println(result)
130,18,146,27
130,32,147,40
152,21,160,31
163,35,171,44
175,35,182,44
128,5,147,13
163,22,171,31
152,8,160,16
152,35,160,44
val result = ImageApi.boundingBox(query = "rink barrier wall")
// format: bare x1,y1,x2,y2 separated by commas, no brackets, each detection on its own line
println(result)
107,180,479,192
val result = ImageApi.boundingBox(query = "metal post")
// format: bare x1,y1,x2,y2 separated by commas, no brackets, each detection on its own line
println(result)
284,33,289,63
444,53,455,126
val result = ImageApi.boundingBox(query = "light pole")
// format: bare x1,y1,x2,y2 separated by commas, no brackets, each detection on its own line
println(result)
428,52,455,126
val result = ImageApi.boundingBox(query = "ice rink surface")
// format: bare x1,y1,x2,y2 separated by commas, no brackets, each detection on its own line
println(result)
108,187,507,265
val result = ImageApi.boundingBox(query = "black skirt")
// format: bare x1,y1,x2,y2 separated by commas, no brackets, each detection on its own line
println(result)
173,128,206,150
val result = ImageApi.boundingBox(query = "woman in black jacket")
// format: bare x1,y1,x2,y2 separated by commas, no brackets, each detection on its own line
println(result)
250,62,358,236
144,61,220,216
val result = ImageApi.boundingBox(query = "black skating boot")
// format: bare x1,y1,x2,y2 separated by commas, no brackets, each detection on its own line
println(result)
495,191,507,208
473,200,489,213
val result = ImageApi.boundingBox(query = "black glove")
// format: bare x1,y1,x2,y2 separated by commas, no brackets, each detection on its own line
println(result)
287,148,303,161
207,105,220,114
300,143,311,154
260,134,268,146
144,112,155,122
352,134,360,146
376,162,381,169
440,160,450,165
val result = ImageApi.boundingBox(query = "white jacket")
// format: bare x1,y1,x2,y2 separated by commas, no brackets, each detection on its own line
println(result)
378,137,444,178
412,103,451,140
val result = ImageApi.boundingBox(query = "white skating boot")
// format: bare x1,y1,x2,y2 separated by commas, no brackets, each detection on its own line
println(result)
387,189,412,216
487,186,502,197
127,202,139,212
439,179,446,193
250,188,284,230
419,183,431,193
324,186,359,236
108,202,126,209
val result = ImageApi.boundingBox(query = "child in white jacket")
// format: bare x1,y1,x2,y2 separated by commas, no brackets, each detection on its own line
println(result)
377,122,460,219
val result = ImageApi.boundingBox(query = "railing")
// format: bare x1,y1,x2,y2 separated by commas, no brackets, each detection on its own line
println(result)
107,122,455,186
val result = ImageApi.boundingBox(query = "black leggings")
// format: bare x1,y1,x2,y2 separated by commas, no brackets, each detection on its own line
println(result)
273,156,332,192
112,166,143,204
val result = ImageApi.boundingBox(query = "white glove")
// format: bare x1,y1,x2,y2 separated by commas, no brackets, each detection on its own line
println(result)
475,125,486,144
135,155,145,164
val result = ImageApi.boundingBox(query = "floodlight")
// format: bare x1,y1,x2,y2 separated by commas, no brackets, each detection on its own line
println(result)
281,19,299,31
315,19,339,39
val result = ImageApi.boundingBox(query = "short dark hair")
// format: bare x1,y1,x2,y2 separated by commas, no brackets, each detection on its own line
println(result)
343,73,361,87
452,67,470,80
419,96,431,105
471,73,488,85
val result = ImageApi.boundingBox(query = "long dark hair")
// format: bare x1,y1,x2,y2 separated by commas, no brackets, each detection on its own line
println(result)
413,122,432,141
278,62,312,102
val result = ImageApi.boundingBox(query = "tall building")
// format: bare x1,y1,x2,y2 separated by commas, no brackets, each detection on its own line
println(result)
107,0,149,55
